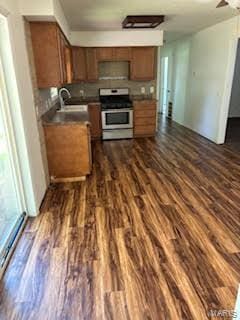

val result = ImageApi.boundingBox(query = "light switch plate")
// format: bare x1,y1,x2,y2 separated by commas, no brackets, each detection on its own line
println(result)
141,87,146,94
79,90,84,97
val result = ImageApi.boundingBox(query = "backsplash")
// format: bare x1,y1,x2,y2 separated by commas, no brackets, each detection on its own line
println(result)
66,79,156,98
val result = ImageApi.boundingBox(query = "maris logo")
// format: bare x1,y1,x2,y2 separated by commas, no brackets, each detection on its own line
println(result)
207,309,237,318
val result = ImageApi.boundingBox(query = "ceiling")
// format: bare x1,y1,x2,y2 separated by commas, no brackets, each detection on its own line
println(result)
59,0,238,41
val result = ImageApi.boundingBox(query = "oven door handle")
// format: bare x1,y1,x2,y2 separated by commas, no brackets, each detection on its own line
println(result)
101,109,133,114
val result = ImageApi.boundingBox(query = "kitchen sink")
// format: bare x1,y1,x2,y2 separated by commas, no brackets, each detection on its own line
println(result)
57,105,88,113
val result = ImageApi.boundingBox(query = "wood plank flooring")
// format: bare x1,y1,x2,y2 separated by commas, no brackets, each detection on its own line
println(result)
1,117,240,320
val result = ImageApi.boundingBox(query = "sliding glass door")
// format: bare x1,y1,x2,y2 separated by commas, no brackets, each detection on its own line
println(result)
0,48,25,271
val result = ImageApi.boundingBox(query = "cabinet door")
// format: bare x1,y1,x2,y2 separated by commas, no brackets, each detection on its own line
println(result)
86,48,98,82
44,124,92,179
58,31,67,84
72,47,87,82
131,47,156,81
97,47,114,61
88,104,102,139
114,47,131,61
30,22,62,88
65,46,73,84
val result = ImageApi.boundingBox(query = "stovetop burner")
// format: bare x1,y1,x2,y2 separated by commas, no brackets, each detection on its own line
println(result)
99,88,133,110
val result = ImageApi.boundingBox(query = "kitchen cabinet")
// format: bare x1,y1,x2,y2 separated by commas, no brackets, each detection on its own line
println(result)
88,103,102,140
64,46,73,84
134,100,157,137
97,47,131,61
97,47,114,61
30,22,72,88
72,46,87,82
29,20,156,87
59,32,72,84
85,48,98,82
114,47,131,61
44,123,92,182
130,47,156,81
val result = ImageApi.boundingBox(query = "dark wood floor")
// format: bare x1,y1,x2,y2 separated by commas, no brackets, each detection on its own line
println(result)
1,117,240,320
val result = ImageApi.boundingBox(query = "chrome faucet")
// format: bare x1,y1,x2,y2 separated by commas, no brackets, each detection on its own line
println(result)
59,88,71,110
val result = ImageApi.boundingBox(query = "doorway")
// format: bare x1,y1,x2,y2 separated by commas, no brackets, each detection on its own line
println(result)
225,39,240,149
160,56,169,115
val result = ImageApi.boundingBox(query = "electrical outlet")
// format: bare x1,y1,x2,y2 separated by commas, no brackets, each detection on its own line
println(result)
150,86,155,94
79,90,84,97
141,87,146,94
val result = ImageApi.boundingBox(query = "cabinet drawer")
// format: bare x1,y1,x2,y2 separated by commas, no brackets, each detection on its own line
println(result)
134,102,156,109
135,117,156,126
135,109,156,118
134,125,156,136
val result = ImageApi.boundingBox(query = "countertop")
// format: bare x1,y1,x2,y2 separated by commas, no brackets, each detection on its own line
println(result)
42,110,90,126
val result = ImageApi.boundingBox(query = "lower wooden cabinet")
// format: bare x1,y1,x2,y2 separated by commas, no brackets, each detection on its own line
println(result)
88,103,102,139
44,124,92,182
134,100,157,137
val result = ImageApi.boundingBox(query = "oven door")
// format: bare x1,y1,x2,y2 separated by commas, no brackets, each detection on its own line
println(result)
102,109,133,130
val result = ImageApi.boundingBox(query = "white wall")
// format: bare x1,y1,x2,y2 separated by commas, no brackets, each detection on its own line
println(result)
19,0,70,39
185,17,238,143
161,16,239,144
0,0,47,215
70,30,164,47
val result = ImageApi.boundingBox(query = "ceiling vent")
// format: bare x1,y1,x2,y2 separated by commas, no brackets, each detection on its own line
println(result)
122,15,165,29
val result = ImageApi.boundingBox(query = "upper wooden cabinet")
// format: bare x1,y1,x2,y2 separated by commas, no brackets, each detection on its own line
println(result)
97,47,114,61
30,22,72,88
130,47,156,81
65,46,73,84
114,47,131,61
97,47,131,61
29,22,156,87
72,47,87,82
85,48,98,82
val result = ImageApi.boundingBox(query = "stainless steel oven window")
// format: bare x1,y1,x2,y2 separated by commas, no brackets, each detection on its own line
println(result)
106,112,129,125
102,109,133,130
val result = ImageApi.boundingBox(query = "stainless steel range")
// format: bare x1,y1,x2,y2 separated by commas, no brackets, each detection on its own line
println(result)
100,88,133,140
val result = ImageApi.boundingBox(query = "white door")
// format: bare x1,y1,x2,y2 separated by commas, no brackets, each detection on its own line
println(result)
160,56,169,115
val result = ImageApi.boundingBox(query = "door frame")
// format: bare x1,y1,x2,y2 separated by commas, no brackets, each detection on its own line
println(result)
0,13,28,278
158,48,173,116
160,56,169,114
217,37,239,144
